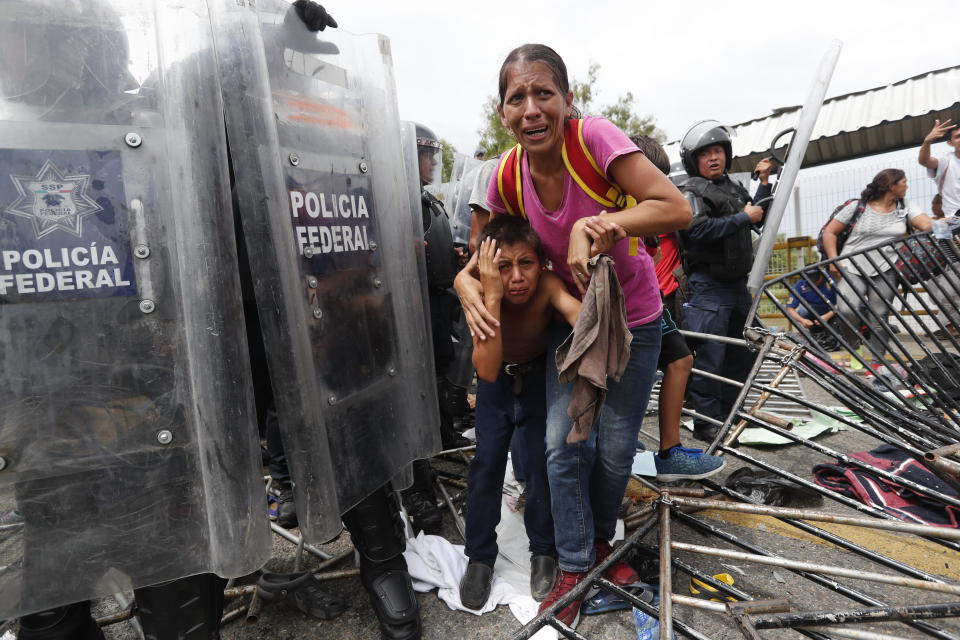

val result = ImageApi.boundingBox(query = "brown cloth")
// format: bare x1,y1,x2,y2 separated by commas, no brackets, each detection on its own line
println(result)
555,254,632,443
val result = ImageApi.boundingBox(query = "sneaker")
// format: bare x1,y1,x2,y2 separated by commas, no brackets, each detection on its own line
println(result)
459,561,493,610
654,445,726,481
276,486,299,529
402,491,443,534
594,540,639,586
538,569,588,628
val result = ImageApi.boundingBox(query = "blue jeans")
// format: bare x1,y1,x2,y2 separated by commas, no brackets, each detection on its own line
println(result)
682,275,755,430
545,320,661,572
464,362,554,565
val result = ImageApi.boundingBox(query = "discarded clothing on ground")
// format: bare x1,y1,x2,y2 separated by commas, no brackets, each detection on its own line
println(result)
403,532,557,639
812,444,960,527
555,254,631,443
725,467,822,507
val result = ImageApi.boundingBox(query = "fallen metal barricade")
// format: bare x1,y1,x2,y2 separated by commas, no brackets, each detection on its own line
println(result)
516,233,960,639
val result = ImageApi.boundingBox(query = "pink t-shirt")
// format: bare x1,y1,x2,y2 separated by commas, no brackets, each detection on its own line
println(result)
486,116,662,327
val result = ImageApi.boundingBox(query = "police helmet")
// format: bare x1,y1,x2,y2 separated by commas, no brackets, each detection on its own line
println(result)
415,123,442,152
679,120,734,178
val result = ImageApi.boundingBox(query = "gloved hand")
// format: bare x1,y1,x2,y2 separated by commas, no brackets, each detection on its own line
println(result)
293,0,337,31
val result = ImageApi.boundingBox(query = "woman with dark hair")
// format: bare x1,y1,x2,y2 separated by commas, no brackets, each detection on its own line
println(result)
821,168,931,361
454,43,695,626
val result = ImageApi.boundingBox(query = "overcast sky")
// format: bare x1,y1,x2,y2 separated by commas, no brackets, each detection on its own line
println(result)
330,0,957,154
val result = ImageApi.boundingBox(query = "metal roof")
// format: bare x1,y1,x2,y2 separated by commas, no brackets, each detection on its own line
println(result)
665,64,960,174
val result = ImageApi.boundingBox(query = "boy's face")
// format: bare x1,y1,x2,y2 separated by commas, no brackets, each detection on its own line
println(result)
496,241,541,305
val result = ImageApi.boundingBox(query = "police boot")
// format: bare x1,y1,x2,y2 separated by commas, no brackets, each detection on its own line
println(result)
343,486,421,640
18,603,105,640
401,460,443,534
135,573,227,640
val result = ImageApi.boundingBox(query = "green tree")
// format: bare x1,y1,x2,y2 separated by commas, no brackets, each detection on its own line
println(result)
475,95,514,159
600,92,665,141
440,138,456,182
475,62,664,158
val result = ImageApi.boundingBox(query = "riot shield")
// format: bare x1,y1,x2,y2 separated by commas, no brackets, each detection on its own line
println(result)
0,0,270,619
211,0,441,543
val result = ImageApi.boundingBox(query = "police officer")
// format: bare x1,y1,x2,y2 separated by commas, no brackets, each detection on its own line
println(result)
678,120,772,442
400,124,469,533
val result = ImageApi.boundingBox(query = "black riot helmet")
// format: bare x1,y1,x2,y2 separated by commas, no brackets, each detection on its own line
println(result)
679,120,735,178
415,122,442,152
414,122,443,186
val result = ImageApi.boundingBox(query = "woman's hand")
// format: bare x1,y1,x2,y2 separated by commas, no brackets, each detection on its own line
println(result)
454,253,499,340
567,220,593,295
582,212,627,256
828,263,843,282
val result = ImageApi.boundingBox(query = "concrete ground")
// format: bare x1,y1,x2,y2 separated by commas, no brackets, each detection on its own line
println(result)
83,346,960,639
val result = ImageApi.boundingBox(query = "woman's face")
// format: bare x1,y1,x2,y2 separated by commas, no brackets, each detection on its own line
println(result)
891,177,908,199
497,60,573,157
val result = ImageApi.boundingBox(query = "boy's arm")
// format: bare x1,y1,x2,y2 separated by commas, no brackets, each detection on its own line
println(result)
543,272,581,327
471,238,504,382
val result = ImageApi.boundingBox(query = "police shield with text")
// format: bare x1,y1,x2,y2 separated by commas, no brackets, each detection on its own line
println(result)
0,0,270,637
211,2,438,637
678,120,772,442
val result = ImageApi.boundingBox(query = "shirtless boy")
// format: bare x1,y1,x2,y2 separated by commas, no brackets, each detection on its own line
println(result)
459,216,580,610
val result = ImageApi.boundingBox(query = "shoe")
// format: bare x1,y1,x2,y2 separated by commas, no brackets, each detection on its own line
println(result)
530,555,557,601
256,571,345,620
276,486,299,529
459,561,493,610
594,540,639,586
538,569,589,628
402,491,443,534
692,422,720,443
441,427,470,450
654,445,726,481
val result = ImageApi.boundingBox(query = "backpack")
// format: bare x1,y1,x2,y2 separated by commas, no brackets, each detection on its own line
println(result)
816,198,867,261
495,118,644,256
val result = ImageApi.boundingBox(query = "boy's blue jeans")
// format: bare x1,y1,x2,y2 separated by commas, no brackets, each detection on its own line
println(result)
545,319,661,572
464,360,554,565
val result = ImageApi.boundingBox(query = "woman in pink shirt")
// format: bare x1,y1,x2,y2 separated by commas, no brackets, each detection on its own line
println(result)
454,43,690,626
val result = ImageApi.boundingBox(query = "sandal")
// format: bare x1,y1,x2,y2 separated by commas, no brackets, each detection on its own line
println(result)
256,571,345,620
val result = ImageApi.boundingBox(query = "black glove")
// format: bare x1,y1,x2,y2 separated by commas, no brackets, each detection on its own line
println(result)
293,0,338,31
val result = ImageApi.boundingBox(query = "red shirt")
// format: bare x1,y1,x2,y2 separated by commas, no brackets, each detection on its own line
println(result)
655,233,681,297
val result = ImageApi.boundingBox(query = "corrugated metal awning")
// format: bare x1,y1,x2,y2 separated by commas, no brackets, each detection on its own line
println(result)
665,65,960,174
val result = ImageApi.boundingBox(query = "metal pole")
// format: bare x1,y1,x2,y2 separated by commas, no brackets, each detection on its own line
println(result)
752,602,960,629
793,185,803,239
748,40,843,295
668,496,960,540
674,510,958,640
658,497,673,640
270,522,332,560
671,542,960,596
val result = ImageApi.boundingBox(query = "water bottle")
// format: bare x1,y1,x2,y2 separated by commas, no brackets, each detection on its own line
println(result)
933,218,951,240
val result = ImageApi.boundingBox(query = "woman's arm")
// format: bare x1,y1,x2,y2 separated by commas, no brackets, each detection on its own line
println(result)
821,217,847,281
567,153,690,293
910,213,932,232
